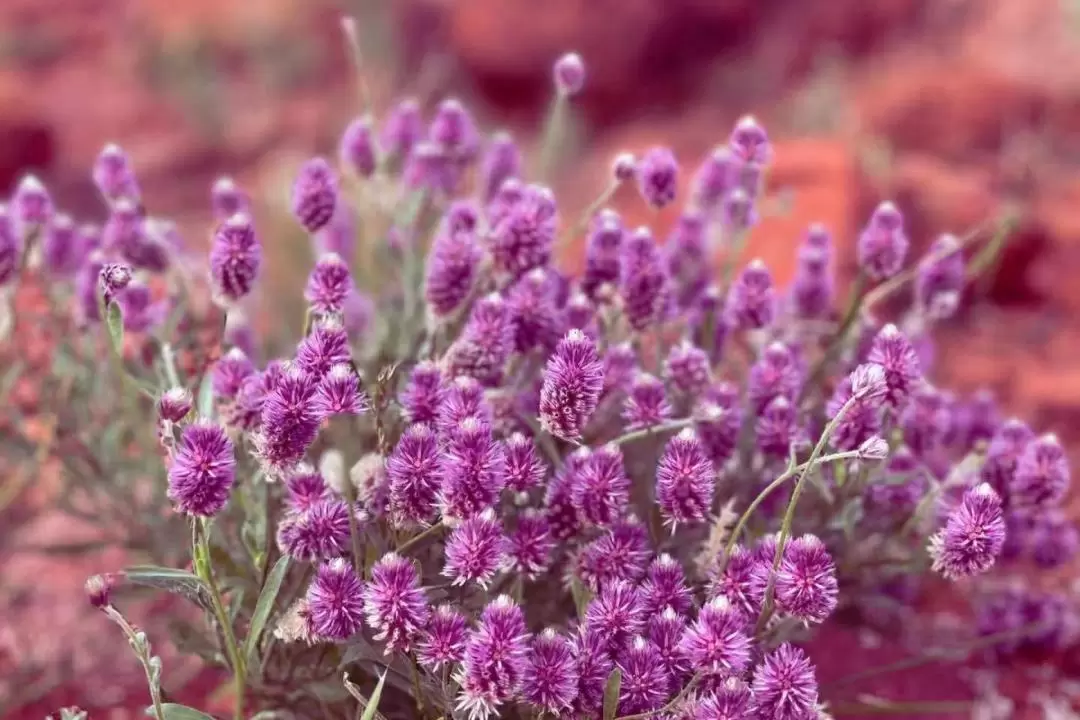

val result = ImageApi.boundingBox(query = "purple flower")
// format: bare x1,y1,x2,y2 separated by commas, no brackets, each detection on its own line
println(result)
0,205,22,286
866,323,921,410
602,341,638,396
304,253,354,314
438,376,492,436
553,52,586,96
657,428,715,527
1010,433,1070,512
257,366,322,472
98,262,133,306
649,608,691,681
641,554,693,617
576,516,652,591
665,341,712,397
291,157,338,233
1028,509,1079,569
544,453,586,542
679,596,752,676
11,175,53,230
211,177,249,220
523,629,579,714
691,147,738,211
916,233,966,319
619,226,669,332
506,509,554,580
92,143,140,204
490,183,557,278
572,444,631,527
445,293,514,386
85,574,114,611
277,497,353,561
980,418,1034,501
380,97,423,161
363,552,430,654
612,152,637,183
729,115,771,164
725,259,775,330
584,579,646,656
857,201,908,281
399,361,445,426
539,329,604,441
901,385,952,458
790,224,835,318
307,559,365,641
209,213,261,304
158,387,193,424
295,317,351,380
223,361,283,431
313,364,368,417
167,421,236,516
425,225,481,318
338,116,378,178
637,146,679,209
443,508,508,587
388,424,441,528
502,433,547,493
617,637,672,714
439,417,507,520
480,131,522,203
696,678,754,720
665,211,710,309
756,397,801,458
623,372,672,430
41,213,78,275
696,400,743,471
117,281,163,332
826,364,887,451
429,98,480,161
570,626,614,716
417,604,468,671
582,209,624,300
929,483,1006,579
774,535,838,624
213,347,255,399
751,644,819,720
456,596,531,719
284,469,331,513
709,545,760,618
507,268,563,354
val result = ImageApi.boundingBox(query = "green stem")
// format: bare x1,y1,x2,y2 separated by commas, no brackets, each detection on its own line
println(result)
609,417,697,448
397,521,444,554
537,93,569,183
194,518,246,720
755,396,857,633
160,342,181,388
615,673,700,720
104,607,166,720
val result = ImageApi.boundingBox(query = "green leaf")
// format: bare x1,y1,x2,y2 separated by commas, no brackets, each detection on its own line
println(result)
106,301,125,356
602,667,622,720
244,555,290,667
570,575,593,617
343,670,388,720
196,370,214,421
150,703,215,720
124,565,213,612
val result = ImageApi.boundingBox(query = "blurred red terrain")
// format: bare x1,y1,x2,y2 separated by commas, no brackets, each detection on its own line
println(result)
2,0,1079,717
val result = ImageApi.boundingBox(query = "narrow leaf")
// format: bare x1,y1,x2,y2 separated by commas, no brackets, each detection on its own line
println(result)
244,555,290,667
151,703,215,720
106,301,125,356
602,667,622,720
570,575,593,617
124,565,213,612
197,370,214,420
343,670,389,720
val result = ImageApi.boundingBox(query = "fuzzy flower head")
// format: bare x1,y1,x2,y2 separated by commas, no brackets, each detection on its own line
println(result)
479,131,522,203
306,559,365,641
617,637,672,715
277,497,353,561
444,293,515,387
747,342,803,413
553,52,586,96
98,262,133,306
576,515,652,591
1010,433,1070,512
284,468,331,513
648,608,691,681
695,678,754,720
539,329,604,441
158,387,193,424
774,535,838,624
291,157,338,233
637,146,679,209
85,574,114,610
725,259,776,330
729,115,771,164
437,376,492,436
295,316,350,380
12,175,53,230
456,595,531,720
167,420,236,516
92,143,140,204
857,201,908,281
624,372,672,430
709,545,760,619
572,444,631,527
612,152,637,183
696,398,743,468
425,225,482,317
582,209,624,300
210,177,249,220
338,115,377,178
502,433,547,493
790,224,835,318
443,508,508,587
507,267,563,353
929,483,1006,580
257,366,322,472
751,644,820,720
523,629,579,714
641,553,693,617
691,146,738,211
304,253,354,314
506,509,555,580
657,428,715,527
980,418,1034,500
387,423,441,528
417,604,469,671
826,363,888,451
679,596,753,676
756,396,801,459
212,348,255,400
439,417,507,520
619,226,669,332
380,97,423,161
363,553,430,654
665,341,712,398
584,579,646,655
400,361,446,426
916,233,966,319
866,323,921,409
209,213,261,304
490,183,557,278
313,364,368,417
570,625,614,716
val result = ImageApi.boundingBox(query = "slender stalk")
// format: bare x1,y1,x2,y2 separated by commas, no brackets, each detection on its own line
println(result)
160,342,181,388
609,417,697,448
615,673,701,720
755,397,857,633
194,518,246,720
408,653,427,719
104,606,166,720
340,16,374,115
557,180,619,254
537,94,569,184
397,521,444,554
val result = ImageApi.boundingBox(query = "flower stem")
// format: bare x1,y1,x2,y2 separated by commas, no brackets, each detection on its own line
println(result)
104,606,166,720
614,672,701,720
609,417,696,448
397,521,444,554
537,93,570,184
194,518,246,720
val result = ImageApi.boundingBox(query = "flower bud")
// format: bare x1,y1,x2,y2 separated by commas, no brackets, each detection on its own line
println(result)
158,387,193,424
553,52,586,96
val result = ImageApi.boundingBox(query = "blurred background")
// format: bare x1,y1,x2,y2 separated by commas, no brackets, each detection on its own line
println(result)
2,0,1079,716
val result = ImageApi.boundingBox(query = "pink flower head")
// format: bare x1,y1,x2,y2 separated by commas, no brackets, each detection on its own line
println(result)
158,387,193,424
571,624,614,716
572,444,631,527
444,293,514,387
623,372,672,431
553,52,586,96
257,365,322,472
679,596,752,676
506,509,554,580
857,201,908,281
12,174,53,229
439,417,507,520
582,209,625,299
1011,433,1070,512
696,678,754,720
489,183,557,278
304,253,354,314
210,177,249,221
747,342,804,413
544,452,587,542
429,98,480,161
400,361,446,426
539,329,604,441
503,433,547,493
866,323,921,410
523,629,579,714
774,535,838,624
637,146,679,209
456,595,531,719
380,97,423,161
291,157,338,233
665,211,710,310
725,258,775,330
313,364,368,417
437,376,492,436
619,226,669,332
443,508,508,587
657,428,715,527
276,497,354,561
307,559,365,640
929,483,1006,579
480,131,522,203
584,579,646,656
617,636,672,715
507,267,563,353
92,143,141,204
691,146,738,211
284,468,331,513
708,545,761,619
916,233,966,319
576,515,651,591
790,224,835,319
387,423,441,528
980,418,1034,500
338,115,377,178
425,224,481,318
209,213,261,304
641,553,693,617
825,364,887,451
665,341,712,397
295,316,350,380
751,643,820,720
363,552,430,654
417,604,469,671
696,392,743,468
756,396,802,459
648,607,691,681
212,347,255,399
167,420,236,516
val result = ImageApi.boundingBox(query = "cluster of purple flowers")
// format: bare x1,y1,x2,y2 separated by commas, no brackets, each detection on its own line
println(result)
28,46,1069,720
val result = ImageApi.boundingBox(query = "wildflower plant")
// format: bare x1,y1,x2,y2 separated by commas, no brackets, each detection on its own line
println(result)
3,20,1075,720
